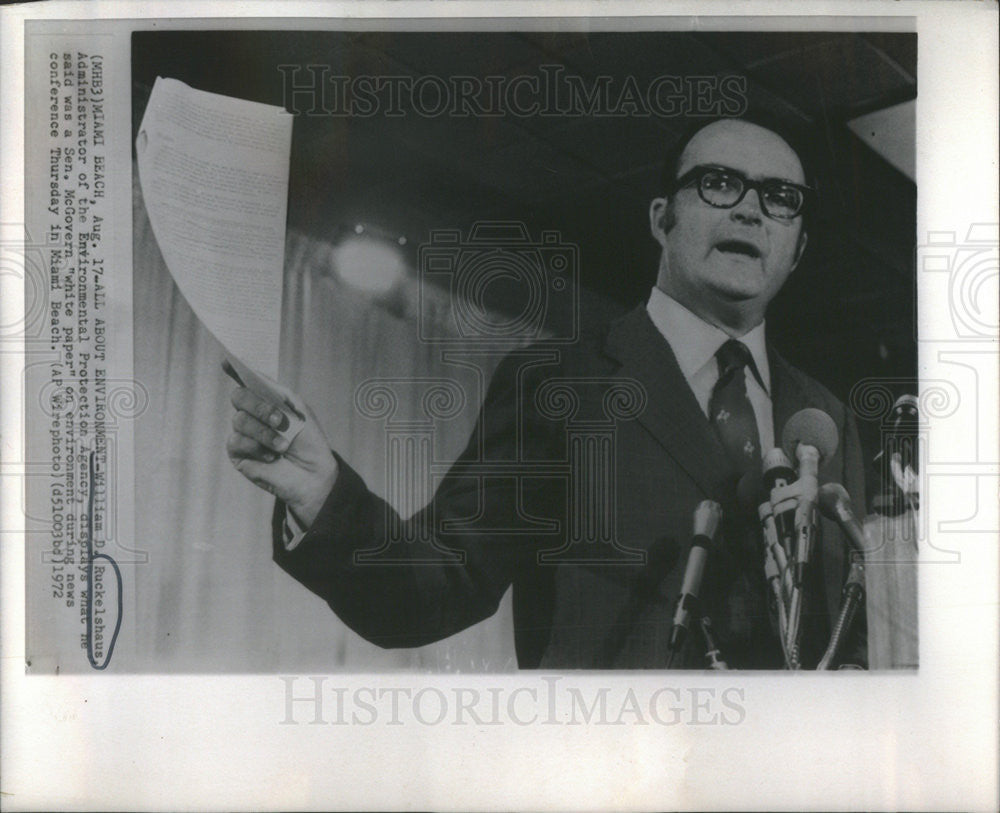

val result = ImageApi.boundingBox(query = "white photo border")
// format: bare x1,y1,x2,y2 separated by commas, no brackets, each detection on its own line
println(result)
2,2,998,811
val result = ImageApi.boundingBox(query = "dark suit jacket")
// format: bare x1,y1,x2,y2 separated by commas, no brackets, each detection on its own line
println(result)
273,305,867,669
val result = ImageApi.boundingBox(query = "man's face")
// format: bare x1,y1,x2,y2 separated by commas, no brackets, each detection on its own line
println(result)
650,120,808,332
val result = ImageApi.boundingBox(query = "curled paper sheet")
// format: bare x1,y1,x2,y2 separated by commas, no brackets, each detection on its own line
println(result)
136,76,303,441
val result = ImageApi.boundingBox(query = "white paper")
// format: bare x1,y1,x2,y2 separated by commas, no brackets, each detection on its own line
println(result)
136,76,292,379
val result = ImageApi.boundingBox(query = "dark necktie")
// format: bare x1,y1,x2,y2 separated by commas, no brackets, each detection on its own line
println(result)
705,341,780,668
709,339,762,476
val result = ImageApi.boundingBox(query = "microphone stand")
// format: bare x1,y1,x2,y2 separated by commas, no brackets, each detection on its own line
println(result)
890,453,921,520
785,591,803,670
666,500,722,668
785,445,820,670
700,616,729,670
763,541,792,668
817,560,865,670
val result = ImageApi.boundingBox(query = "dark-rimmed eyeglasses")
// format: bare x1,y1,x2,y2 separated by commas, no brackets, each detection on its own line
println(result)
670,164,813,221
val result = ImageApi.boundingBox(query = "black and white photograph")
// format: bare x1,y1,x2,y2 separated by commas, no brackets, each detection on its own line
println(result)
2,2,998,810
120,29,919,673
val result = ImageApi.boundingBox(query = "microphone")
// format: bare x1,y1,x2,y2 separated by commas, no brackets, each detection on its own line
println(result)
888,394,920,474
762,447,797,490
890,393,919,426
781,409,840,586
816,482,868,670
778,409,839,667
759,502,792,603
890,395,920,510
761,537,792,664
874,394,920,515
817,482,869,554
738,470,791,602
667,500,722,665
762,448,797,560
781,407,839,463
738,471,796,662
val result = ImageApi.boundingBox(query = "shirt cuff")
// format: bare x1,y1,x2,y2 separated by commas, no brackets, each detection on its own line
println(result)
282,509,308,551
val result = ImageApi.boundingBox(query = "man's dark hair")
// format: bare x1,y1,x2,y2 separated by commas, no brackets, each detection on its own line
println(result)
658,111,818,232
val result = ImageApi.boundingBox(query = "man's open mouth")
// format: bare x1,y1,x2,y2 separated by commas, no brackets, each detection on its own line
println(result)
715,239,762,259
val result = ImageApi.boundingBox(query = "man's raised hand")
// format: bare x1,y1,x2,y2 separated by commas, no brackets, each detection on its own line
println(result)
226,387,339,528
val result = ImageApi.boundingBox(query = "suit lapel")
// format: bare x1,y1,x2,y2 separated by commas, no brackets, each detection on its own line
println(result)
603,306,734,497
768,346,811,447
604,308,820,484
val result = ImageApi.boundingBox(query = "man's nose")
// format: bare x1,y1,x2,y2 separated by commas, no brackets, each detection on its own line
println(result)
730,188,763,224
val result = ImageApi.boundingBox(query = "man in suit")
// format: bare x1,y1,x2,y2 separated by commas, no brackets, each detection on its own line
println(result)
226,115,866,669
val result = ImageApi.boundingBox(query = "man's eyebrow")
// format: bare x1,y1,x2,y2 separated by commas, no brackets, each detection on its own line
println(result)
766,175,808,186
701,164,805,185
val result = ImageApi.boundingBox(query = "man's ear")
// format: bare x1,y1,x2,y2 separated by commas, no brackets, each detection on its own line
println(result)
791,228,808,271
649,197,673,248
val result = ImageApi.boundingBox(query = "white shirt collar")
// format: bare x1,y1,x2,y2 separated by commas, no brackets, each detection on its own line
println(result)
645,286,771,394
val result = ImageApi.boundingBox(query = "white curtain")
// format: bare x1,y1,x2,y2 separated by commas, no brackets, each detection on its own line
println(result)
132,178,517,672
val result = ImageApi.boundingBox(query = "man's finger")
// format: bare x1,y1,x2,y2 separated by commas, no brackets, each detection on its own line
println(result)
230,386,288,431
232,409,290,453
226,432,278,462
232,457,279,495
232,455,299,500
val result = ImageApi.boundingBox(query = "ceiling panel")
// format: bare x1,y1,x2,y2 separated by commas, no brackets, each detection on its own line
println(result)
750,35,914,117
848,100,917,180
536,116,684,182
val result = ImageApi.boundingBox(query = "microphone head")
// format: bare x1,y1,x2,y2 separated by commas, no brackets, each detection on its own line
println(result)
763,447,793,469
892,394,919,421
888,394,920,474
782,408,839,462
692,499,722,541
817,481,852,520
760,446,795,482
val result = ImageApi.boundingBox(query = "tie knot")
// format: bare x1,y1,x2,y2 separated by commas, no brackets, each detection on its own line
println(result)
716,339,753,378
